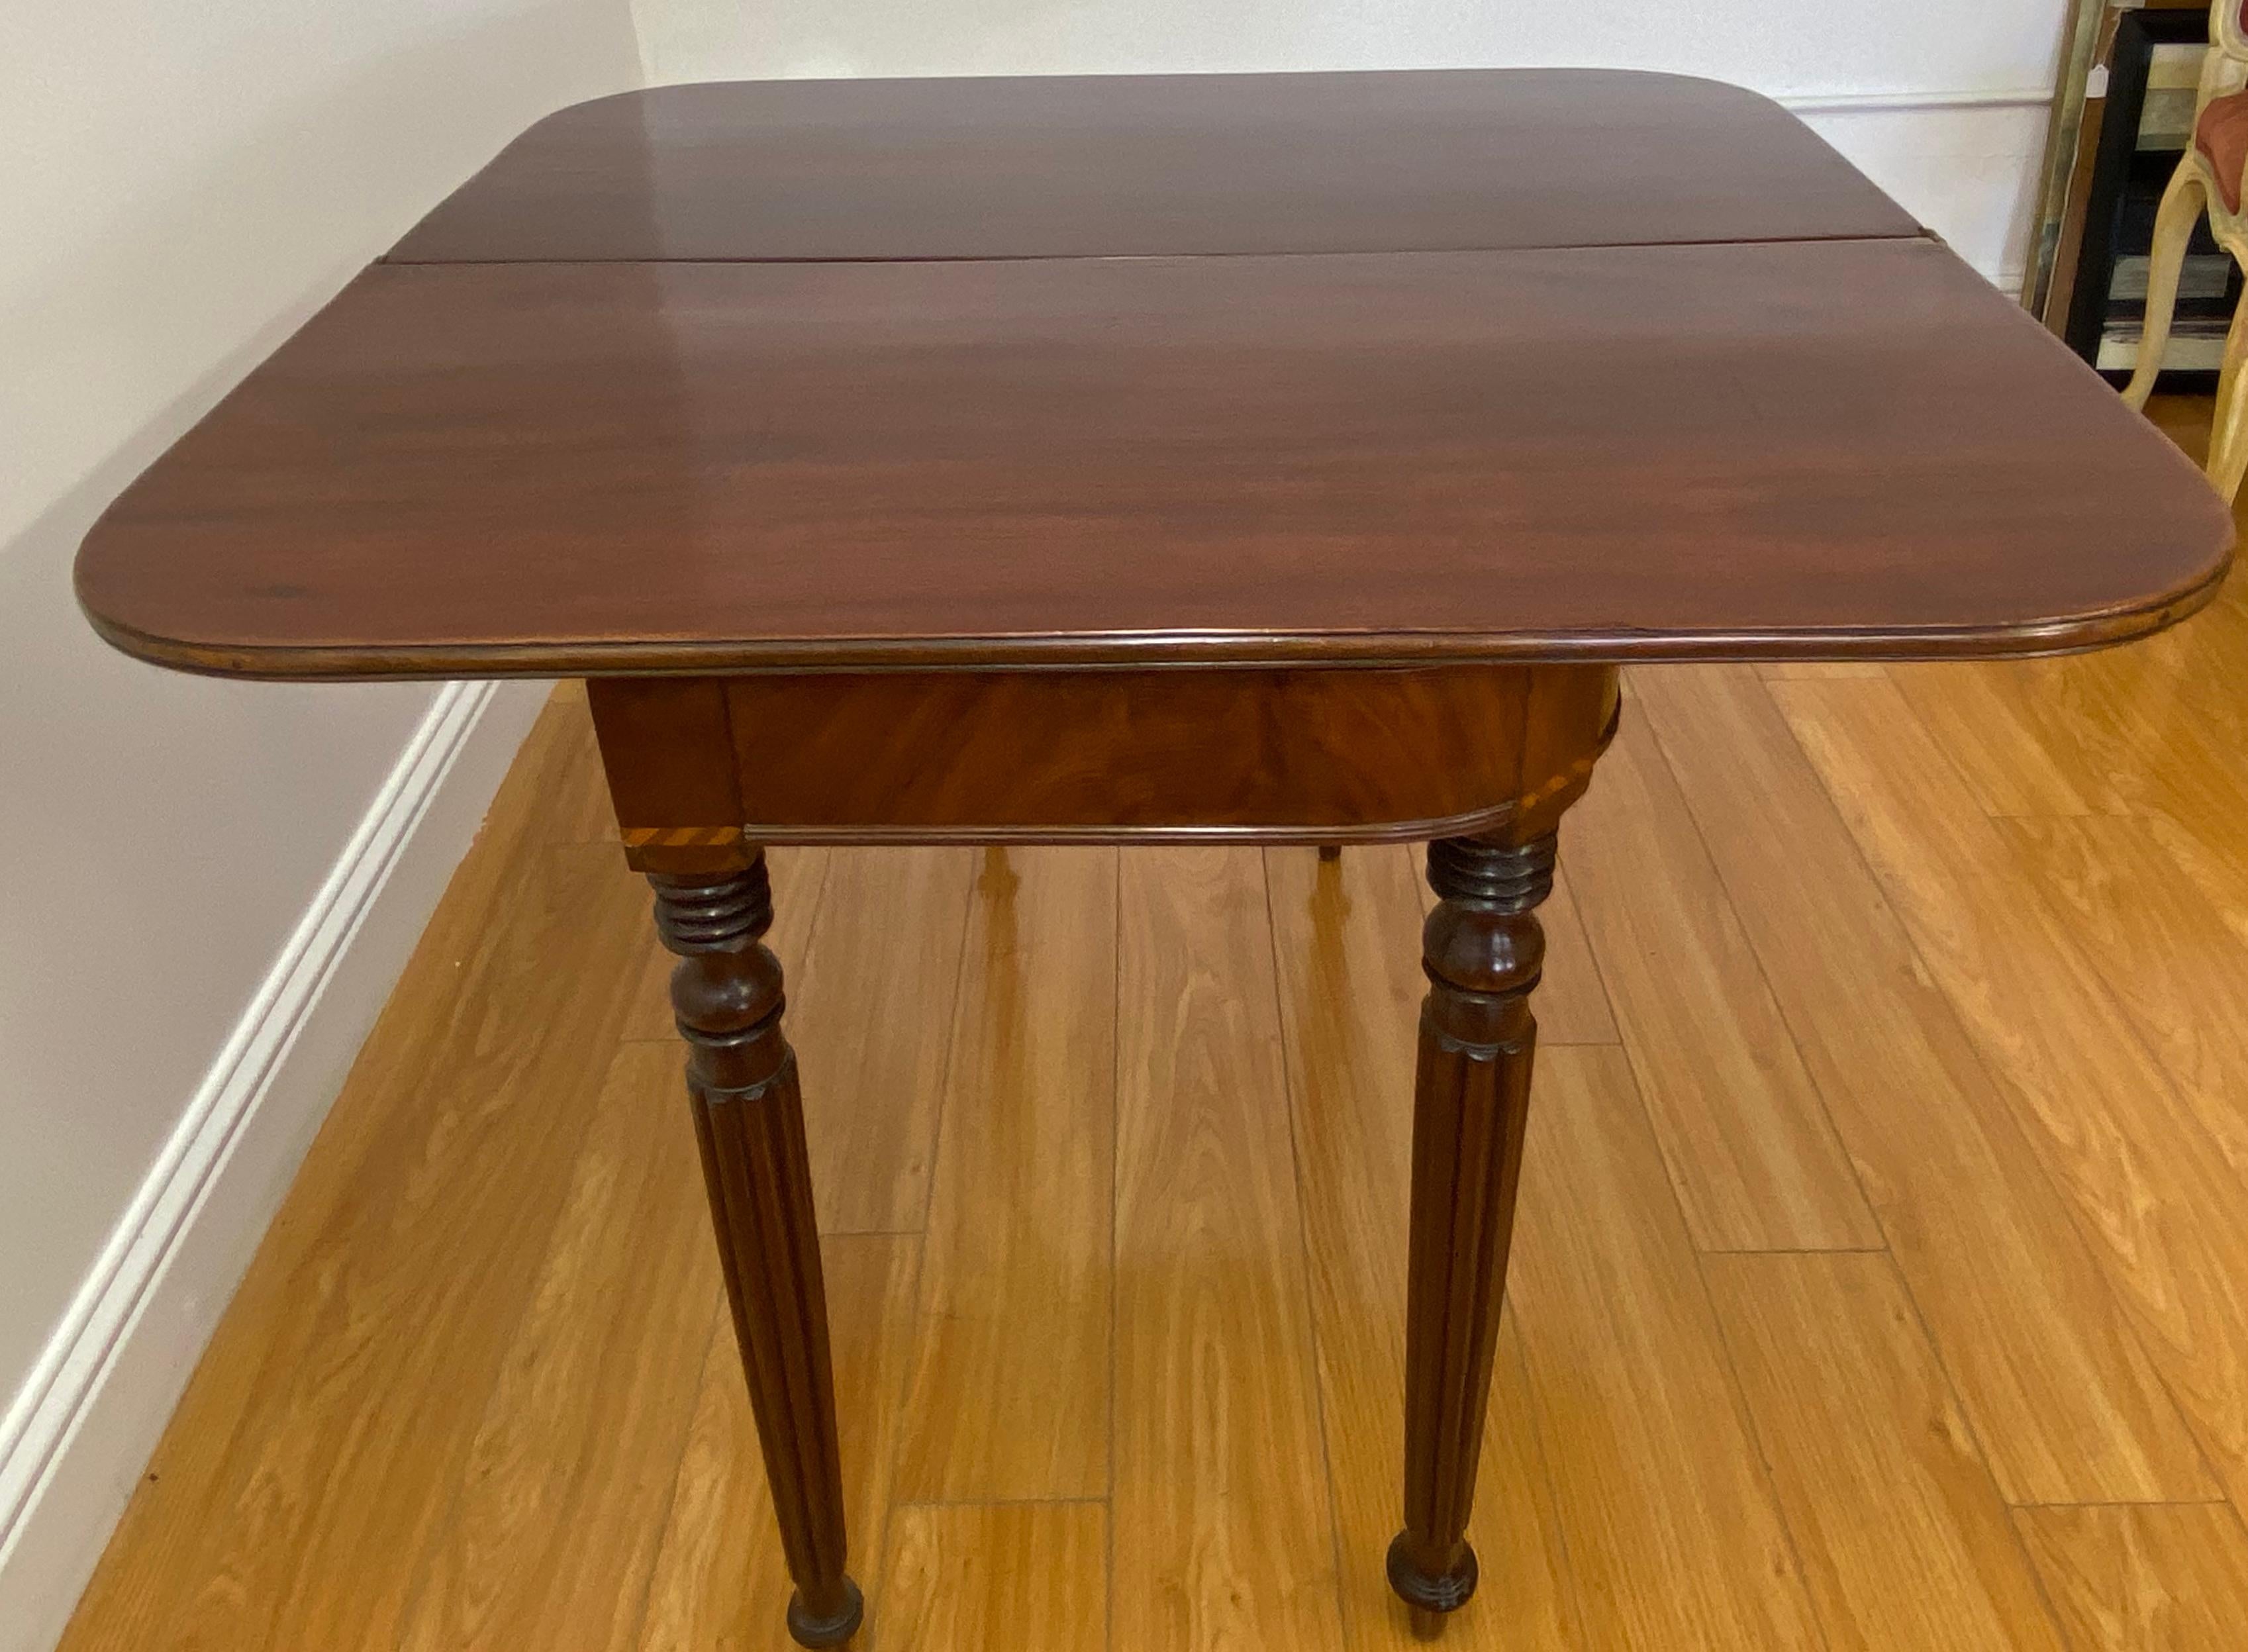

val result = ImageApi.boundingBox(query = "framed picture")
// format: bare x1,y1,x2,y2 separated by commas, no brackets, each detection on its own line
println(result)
2022,0,2120,325
2063,5,2241,388
2024,1,2218,338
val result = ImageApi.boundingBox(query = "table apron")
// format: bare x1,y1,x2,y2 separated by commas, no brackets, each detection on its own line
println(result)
587,665,1619,865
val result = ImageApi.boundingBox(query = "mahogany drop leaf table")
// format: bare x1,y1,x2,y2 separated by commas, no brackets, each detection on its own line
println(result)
75,70,2232,1648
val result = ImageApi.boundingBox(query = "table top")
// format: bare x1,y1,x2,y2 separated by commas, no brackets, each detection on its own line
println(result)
388,70,1919,264
75,73,2232,680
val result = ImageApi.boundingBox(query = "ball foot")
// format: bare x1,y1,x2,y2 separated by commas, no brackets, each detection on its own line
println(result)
787,1577,865,1648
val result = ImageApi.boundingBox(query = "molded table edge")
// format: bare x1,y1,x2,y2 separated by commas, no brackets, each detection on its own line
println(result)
75,551,2235,683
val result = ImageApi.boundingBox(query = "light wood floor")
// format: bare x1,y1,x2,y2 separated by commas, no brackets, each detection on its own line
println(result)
60,399,2248,1651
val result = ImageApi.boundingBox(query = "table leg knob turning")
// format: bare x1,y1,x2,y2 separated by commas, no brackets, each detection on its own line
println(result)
652,859,863,1649
1390,831,1553,1637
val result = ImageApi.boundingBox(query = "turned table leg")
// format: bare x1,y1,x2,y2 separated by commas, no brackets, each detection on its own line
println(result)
650,856,862,1649
1388,829,1555,1638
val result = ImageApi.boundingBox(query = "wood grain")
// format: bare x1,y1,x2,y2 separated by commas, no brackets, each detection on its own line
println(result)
717,665,1585,844
395,1042,720,1652
1704,1252,2067,1652
58,845,650,1652
1633,663,2213,1504
2015,1504,2248,1651
1773,673,2248,1507
772,847,976,1235
77,241,2230,679
1757,661,1890,679
1563,712,1880,1251
894,848,1116,1502
389,70,1917,264
1970,640,2248,958
59,683,611,1644
2145,577,2248,748
1504,1046,1823,1647
1886,634,2248,840
1528,867,1618,1046
1112,848,1347,1652
2001,814,2248,1177
502,689,623,845
879,1503,1108,1652
588,675,749,869
636,1236,918,1651
1266,842,1578,1649
594,663,1617,848
1886,661,2112,818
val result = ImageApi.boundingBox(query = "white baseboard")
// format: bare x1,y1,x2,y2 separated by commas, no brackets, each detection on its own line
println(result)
0,677,549,1652
1776,86,2053,117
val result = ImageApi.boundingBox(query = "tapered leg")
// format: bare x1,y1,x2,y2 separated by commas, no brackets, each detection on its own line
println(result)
651,857,862,1649
2124,160,2208,410
1388,830,1555,1638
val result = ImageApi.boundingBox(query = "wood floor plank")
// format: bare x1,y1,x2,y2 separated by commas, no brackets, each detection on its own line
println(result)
1704,1252,2067,1652
2143,390,2224,462
878,1503,1108,1652
893,848,1116,1502
2126,574,2248,939
487,691,624,847
1884,661,2110,818
2031,641,2248,972
1888,620,2248,838
1534,866,1619,1046
1634,663,2210,1504
1506,1045,1824,1649
636,1234,919,1651
1758,661,1891,679
1564,710,1880,1251
59,754,587,1643
772,846,977,1234
1773,673,2248,1508
2000,814,2248,1178
60,844,652,1652
2015,1504,2248,1652
1113,846,1347,1652
1267,844,1579,1650
2149,585,2248,750
395,1042,723,1652
2145,815,2248,975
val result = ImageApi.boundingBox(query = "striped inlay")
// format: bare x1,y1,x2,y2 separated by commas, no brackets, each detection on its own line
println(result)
619,824,746,850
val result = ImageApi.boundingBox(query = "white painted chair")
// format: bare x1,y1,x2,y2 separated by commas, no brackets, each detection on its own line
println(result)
2126,0,2248,500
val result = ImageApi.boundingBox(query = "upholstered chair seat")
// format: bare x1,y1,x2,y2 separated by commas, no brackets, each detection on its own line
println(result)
2196,87,2248,211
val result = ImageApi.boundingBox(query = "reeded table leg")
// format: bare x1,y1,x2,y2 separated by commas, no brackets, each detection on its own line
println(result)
1389,829,1555,1638
650,856,862,1649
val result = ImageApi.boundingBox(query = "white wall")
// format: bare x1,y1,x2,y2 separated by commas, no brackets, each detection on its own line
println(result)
0,1,641,1645
630,0,2075,283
